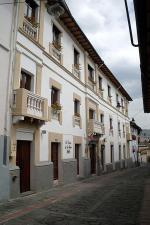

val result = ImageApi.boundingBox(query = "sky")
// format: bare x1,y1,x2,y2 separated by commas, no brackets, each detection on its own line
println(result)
65,0,150,129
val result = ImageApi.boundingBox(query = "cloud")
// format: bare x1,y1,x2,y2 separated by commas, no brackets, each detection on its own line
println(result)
65,0,149,128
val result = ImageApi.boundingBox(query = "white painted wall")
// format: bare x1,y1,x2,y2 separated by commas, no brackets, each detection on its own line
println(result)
15,2,132,165
0,0,14,135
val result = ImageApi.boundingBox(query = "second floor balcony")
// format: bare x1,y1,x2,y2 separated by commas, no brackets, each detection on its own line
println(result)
23,17,38,40
12,88,48,122
49,42,63,64
88,119,105,136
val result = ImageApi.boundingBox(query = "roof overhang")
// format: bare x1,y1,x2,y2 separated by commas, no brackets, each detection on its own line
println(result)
47,0,132,101
134,0,150,112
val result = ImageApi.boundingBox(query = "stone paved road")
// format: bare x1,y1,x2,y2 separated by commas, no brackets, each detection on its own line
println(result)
0,166,150,225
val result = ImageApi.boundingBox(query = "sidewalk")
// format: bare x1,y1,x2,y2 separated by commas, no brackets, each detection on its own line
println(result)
0,166,149,225
140,178,150,225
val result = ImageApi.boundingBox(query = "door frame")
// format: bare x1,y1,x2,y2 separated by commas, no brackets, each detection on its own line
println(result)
16,129,34,193
101,144,105,170
89,143,96,174
50,141,61,182
74,143,81,176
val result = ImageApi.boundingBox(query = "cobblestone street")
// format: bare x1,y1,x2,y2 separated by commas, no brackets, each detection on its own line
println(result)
0,166,150,225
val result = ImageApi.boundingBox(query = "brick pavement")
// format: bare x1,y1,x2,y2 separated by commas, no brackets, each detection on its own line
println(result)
0,166,149,225
140,177,150,225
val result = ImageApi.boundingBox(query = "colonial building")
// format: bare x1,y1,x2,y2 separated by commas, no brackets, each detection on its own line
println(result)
7,0,133,198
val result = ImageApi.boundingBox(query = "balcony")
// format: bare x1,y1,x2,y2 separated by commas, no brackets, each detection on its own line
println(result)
74,115,81,127
126,132,132,141
49,42,63,64
88,119,105,135
88,77,96,91
12,88,48,122
23,18,38,40
72,64,81,78
107,96,112,105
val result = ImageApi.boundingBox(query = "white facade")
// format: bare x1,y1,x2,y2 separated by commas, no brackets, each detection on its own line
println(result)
8,0,133,197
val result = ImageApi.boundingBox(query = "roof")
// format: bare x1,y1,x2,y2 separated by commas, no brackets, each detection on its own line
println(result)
133,0,150,112
48,0,132,101
130,119,142,133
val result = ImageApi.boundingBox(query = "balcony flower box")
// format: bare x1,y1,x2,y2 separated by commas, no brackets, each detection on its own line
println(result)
74,64,81,70
24,16,39,28
52,41,62,51
51,102,62,113
74,112,80,117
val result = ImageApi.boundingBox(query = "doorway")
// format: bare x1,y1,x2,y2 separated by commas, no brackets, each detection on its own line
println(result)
75,144,80,175
51,142,59,180
16,140,31,193
89,144,96,174
101,145,105,170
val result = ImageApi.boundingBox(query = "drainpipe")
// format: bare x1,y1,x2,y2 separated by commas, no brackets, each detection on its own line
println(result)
4,0,19,162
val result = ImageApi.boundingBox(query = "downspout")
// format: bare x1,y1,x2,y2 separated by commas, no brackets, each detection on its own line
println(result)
4,0,19,160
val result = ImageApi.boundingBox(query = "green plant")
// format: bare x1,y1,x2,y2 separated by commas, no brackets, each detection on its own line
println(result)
51,102,62,111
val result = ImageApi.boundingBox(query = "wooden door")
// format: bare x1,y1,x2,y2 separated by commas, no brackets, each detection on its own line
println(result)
101,145,105,170
16,140,30,193
90,145,96,174
75,144,80,175
51,143,59,180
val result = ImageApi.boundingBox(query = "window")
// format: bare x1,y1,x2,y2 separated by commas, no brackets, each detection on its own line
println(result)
110,145,114,163
51,86,59,104
121,98,124,108
24,0,38,23
119,145,121,160
74,48,79,67
3,136,7,166
123,145,126,159
98,76,102,90
89,109,95,119
88,65,94,81
108,85,111,97
100,114,104,124
123,124,125,137
20,71,32,91
110,118,113,130
118,122,121,136
53,24,61,50
74,99,80,116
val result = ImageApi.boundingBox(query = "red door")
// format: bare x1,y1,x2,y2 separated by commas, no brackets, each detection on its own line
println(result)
90,144,96,174
16,140,30,193
75,144,80,175
51,143,59,180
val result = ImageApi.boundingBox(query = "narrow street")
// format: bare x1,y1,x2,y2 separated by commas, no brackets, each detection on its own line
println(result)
0,166,150,225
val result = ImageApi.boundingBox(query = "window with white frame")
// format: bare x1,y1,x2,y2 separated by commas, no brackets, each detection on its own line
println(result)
24,0,39,24
88,65,94,81
108,85,111,98
110,145,114,163
119,145,121,160
74,99,80,117
52,24,61,50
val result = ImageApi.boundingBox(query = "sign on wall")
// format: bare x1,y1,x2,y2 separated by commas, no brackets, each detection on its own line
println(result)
63,135,73,159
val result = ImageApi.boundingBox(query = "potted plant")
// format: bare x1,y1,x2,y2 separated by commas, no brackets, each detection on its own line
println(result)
52,41,62,51
51,102,62,113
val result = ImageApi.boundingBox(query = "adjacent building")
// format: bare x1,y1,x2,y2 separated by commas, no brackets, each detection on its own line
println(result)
130,119,142,165
0,0,18,201
0,0,133,199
